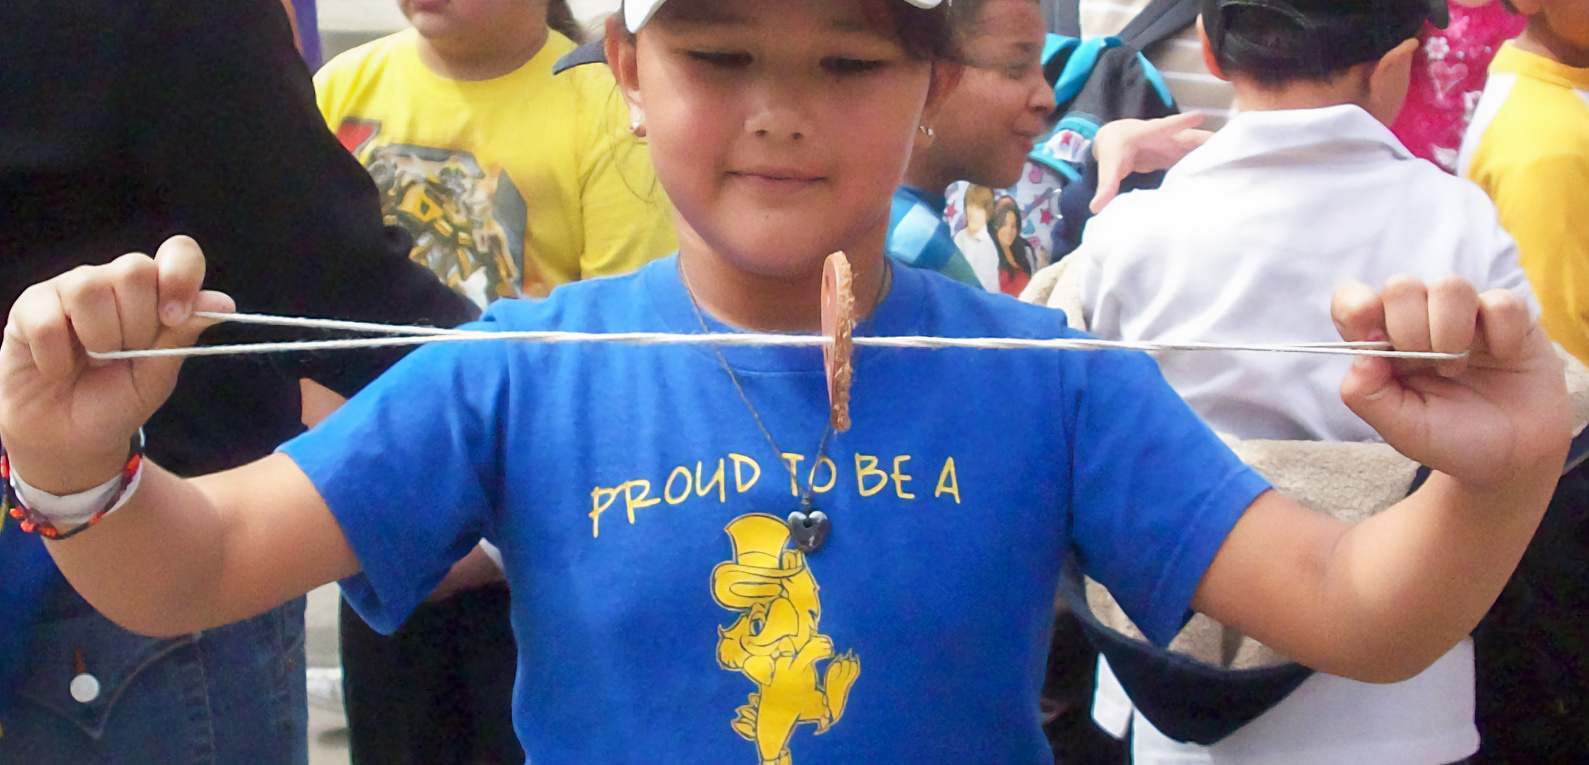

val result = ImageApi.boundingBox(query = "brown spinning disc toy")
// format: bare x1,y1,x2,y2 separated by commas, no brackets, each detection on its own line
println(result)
820,252,856,432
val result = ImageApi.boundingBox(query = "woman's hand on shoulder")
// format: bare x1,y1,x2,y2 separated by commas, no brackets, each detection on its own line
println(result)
0,235,233,491
1332,275,1571,493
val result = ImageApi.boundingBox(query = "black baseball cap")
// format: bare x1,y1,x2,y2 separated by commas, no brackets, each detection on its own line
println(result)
1202,0,1448,76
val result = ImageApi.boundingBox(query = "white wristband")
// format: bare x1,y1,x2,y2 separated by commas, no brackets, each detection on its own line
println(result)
7,431,146,528
11,471,125,527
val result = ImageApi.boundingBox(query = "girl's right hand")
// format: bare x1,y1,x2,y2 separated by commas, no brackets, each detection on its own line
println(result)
0,235,233,493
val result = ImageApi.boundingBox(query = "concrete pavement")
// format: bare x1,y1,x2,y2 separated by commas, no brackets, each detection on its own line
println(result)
306,584,349,765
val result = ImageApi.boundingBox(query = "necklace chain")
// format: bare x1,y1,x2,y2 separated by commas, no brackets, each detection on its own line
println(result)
677,257,889,507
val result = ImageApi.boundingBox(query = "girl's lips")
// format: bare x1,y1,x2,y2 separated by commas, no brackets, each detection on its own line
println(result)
731,168,825,182
728,170,827,193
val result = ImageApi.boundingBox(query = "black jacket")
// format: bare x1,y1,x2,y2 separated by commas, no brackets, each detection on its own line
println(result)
0,0,477,475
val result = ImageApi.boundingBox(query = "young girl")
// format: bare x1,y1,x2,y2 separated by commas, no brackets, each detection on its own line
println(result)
0,1,1569,764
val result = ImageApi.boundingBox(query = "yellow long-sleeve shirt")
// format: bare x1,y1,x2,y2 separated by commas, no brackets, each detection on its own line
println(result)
1461,43,1589,363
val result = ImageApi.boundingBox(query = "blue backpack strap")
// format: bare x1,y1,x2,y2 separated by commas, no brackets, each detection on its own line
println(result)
1042,32,1079,67
1027,34,1117,177
1053,35,1123,107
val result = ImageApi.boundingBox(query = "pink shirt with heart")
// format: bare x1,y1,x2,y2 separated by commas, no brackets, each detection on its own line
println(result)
1391,1,1527,173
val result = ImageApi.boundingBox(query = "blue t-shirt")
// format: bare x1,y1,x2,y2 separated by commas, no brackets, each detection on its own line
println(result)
887,186,984,288
282,257,1267,765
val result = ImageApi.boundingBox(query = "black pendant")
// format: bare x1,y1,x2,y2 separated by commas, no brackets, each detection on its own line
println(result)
787,509,830,554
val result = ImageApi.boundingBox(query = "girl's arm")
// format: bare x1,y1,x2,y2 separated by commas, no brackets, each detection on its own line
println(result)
1193,276,1569,682
0,237,359,636
54,455,357,637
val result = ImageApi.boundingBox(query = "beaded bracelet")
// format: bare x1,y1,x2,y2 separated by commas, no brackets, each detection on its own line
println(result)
2,431,145,540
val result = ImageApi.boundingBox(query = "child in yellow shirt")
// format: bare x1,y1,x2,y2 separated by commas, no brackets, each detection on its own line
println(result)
315,0,676,307
1460,1,1589,364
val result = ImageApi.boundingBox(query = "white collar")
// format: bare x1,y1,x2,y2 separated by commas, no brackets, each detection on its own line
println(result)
1168,104,1414,182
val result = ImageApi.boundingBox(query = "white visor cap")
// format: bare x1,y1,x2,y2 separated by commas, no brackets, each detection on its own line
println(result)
624,0,945,33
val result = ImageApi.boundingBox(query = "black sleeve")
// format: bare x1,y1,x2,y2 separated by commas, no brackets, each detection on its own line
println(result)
128,0,478,397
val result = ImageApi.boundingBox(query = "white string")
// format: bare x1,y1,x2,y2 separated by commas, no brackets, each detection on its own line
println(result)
81,311,1467,361
193,311,465,336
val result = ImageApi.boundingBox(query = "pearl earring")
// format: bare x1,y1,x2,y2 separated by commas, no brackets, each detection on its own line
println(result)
917,125,935,137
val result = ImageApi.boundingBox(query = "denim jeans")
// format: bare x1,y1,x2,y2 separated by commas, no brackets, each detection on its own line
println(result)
0,583,308,765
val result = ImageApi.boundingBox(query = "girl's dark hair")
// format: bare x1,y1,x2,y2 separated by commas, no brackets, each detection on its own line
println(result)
878,0,960,61
548,0,586,44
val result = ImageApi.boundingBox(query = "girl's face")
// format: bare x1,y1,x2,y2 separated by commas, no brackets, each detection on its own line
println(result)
996,209,1017,247
400,0,543,43
613,0,952,279
926,0,1052,190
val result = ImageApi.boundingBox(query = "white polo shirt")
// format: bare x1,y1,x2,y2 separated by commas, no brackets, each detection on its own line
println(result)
1079,104,1536,442
1075,104,1536,764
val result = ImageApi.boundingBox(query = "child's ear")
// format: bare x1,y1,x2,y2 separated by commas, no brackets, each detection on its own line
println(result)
605,16,646,135
917,61,965,148
1197,16,1230,82
1367,37,1419,125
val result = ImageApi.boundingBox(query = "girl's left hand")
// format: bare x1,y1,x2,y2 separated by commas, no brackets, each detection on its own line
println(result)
1332,275,1571,492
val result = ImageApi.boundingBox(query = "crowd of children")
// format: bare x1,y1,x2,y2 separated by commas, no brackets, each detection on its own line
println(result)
0,0,1585,764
